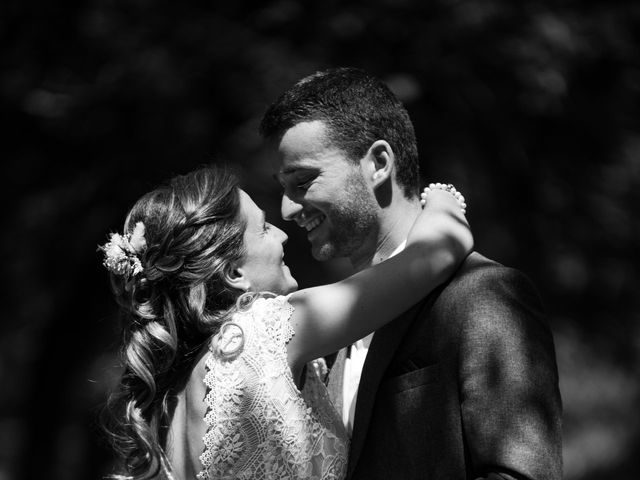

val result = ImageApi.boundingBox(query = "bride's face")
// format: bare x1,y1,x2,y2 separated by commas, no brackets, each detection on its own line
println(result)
235,190,298,295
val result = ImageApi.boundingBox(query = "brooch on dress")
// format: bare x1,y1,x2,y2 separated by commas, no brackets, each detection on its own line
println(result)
212,322,245,360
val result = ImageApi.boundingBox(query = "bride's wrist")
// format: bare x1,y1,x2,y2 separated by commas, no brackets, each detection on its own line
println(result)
420,183,467,215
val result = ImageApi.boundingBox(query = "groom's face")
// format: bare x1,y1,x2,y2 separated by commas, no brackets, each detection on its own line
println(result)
275,120,378,262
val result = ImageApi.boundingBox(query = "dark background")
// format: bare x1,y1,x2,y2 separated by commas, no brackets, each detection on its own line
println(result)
3,1,639,478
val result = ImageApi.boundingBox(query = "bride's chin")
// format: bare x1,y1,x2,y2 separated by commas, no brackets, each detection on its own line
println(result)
286,278,299,294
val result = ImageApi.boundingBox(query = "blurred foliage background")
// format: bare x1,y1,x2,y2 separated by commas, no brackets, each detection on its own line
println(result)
2,0,639,478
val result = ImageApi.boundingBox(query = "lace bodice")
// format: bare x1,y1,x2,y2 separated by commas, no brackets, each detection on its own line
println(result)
196,293,348,480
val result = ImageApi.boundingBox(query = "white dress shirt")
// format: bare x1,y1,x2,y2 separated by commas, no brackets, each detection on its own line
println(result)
342,240,407,435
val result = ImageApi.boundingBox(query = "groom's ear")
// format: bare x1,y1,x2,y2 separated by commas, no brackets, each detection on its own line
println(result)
364,140,394,188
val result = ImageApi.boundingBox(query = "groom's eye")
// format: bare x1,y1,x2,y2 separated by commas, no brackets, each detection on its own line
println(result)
297,176,314,190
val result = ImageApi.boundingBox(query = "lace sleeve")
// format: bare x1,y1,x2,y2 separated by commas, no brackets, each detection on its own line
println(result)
196,293,347,480
252,294,295,347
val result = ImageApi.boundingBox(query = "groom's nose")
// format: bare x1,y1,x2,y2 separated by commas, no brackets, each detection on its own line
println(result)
281,194,302,221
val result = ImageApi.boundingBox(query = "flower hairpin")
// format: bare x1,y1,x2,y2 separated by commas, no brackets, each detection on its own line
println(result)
100,222,147,277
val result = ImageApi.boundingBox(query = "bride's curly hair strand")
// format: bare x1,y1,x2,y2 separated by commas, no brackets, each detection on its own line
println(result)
101,166,246,479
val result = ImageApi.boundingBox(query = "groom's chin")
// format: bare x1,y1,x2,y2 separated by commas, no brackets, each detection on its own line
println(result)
311,242,336,262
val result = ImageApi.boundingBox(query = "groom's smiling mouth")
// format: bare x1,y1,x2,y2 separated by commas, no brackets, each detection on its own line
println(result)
301,214,325,233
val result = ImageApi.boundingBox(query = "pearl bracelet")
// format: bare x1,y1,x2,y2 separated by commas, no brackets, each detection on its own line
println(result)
420,183,467,214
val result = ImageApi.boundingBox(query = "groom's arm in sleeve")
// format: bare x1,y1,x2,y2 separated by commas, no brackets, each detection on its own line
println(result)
446,265,562,480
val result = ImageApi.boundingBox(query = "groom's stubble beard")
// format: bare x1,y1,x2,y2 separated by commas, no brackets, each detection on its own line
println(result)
311,170,379,262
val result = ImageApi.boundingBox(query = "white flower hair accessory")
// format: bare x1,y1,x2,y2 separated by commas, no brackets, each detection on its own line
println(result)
100,222,147,277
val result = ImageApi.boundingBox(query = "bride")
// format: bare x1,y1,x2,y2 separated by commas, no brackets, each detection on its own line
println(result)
100,166,472,479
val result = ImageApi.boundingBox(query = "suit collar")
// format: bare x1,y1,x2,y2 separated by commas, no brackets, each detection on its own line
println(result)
346,300,423,477
345,255,478,477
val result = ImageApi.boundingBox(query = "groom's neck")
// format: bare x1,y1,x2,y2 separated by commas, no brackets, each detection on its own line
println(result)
350,196,422,272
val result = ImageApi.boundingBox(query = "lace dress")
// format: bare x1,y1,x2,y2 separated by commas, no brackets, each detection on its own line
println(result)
194,293,348,480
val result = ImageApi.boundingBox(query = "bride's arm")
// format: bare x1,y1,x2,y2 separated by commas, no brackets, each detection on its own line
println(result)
286,189,473,367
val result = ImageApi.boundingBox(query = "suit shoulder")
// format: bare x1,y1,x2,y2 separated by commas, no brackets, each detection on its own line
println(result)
431,252,546,332
446,252,540,298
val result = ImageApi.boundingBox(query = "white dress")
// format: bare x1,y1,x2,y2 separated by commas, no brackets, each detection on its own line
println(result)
183,293,348,480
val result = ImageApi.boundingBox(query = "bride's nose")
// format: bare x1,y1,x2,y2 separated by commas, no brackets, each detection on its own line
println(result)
274,225,288,245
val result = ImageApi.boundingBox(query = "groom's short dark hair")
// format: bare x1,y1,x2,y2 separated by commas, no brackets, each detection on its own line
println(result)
259,67,420,199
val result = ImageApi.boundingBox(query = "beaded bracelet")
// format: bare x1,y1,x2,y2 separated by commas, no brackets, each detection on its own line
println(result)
420,183,467,214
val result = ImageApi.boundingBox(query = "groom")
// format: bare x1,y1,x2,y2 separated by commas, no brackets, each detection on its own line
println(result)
260,67,562,480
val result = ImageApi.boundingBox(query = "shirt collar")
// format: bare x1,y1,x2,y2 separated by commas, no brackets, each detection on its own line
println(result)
388,240,407,259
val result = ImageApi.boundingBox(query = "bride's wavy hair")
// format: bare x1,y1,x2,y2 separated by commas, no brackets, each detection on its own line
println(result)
101,166,246,479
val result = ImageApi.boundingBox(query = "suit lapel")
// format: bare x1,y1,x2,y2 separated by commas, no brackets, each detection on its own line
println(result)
326,347,347,419
347,301,424,478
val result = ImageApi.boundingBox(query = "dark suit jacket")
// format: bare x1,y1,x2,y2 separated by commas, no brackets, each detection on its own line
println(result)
327,252,562,480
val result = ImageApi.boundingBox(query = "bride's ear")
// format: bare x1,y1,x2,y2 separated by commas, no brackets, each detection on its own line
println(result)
223,263,250,292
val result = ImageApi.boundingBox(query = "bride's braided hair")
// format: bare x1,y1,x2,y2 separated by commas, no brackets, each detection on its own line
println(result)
102,166,246,479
